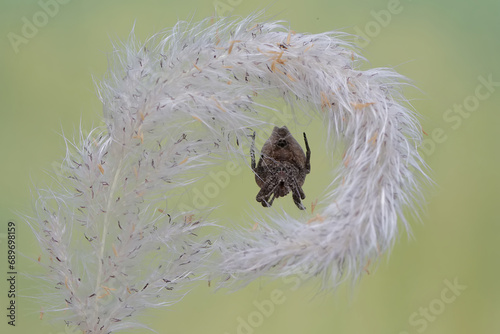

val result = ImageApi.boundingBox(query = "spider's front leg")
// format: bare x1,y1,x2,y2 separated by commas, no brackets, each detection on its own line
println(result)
250,131,257,171
256,188,273,207
292,187,306,210
263,192,277,207
303,132,311,174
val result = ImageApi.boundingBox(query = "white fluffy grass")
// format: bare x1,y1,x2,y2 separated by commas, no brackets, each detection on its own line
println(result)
28,13,429,333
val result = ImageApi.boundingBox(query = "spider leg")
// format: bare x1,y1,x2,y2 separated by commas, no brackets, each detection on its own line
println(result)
292,188,306,210
256,188,267,204
303,132,311,173
298,185,305,200
291,176,306,209
264,180,281,207
260,191,275,207
261,190,278,207
256,177,279,208
250,131,256,171
268,192,276,206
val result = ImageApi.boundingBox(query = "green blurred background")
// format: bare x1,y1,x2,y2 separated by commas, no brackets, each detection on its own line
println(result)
1,0,499,333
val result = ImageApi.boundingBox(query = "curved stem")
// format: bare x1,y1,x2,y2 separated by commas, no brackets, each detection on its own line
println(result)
93,159,123,320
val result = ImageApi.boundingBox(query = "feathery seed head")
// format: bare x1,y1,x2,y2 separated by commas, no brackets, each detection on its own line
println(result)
29,13,429,332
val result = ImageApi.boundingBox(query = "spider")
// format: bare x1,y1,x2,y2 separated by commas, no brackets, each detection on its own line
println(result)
251,126,311,210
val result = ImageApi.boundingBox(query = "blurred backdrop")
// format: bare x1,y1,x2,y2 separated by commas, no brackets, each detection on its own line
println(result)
1,0,499,333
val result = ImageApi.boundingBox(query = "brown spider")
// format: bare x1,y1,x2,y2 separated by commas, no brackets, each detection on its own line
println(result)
251,126,311,210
